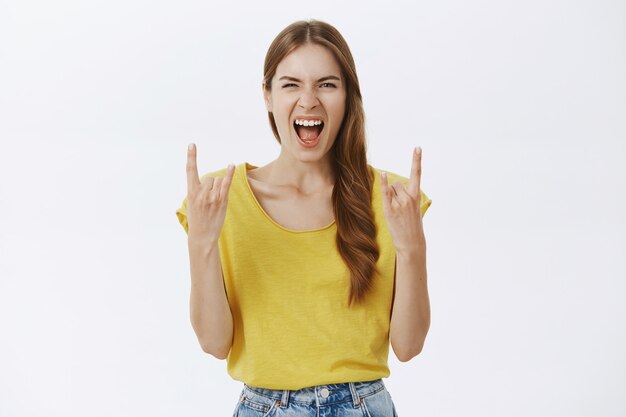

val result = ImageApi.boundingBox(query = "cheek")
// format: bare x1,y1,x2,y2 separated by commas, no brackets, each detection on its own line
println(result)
329,100,346,124
330,92,346,112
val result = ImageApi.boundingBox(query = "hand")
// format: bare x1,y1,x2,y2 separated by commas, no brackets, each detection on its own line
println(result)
381,146,426,253
186,143,235,242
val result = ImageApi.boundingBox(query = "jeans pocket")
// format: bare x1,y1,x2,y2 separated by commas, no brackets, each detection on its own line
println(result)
360,386,396,417
238,387,280,417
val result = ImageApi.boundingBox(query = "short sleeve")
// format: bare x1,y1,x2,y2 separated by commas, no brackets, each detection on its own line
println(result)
175,195,190,235
420,190,432,218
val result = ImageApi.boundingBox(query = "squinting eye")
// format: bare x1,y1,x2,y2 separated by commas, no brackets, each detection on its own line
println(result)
281,83,337,88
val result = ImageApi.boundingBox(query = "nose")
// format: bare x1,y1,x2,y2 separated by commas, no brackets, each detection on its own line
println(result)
297,88,319,110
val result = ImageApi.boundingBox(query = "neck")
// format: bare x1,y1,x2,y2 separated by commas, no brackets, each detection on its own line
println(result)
264,150,335,195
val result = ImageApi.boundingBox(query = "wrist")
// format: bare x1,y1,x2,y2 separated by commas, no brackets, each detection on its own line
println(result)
188,233,219,250
395,240,426,258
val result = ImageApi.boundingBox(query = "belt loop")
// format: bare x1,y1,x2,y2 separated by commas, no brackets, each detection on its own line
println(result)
280,389,290,408
348,382,361,407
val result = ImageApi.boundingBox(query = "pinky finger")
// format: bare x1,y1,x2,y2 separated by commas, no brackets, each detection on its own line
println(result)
381,172,392,206
220,165,235,200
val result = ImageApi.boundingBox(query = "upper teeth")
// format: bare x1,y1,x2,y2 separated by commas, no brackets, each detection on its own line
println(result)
295,119,323,126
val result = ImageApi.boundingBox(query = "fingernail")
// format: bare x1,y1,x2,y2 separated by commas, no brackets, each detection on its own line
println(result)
188,143,194,150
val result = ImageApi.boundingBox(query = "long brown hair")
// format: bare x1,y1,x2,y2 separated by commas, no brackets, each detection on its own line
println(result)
262,19,380,307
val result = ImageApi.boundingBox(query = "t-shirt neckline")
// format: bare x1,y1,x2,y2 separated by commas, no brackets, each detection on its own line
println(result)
241,162,336,234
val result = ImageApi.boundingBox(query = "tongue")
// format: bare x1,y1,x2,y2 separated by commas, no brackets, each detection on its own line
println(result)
296,125,322,140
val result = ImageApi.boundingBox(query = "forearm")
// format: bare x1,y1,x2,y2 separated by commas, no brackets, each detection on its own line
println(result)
390,244,430,361
187,236,233,359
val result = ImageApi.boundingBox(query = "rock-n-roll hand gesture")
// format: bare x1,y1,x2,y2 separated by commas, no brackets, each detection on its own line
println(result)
186,143,235,242
380,146,426,253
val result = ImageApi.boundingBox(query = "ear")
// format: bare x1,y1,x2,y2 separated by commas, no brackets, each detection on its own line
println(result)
262,82,272,112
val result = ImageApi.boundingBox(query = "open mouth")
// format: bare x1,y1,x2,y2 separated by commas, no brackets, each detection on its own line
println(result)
293,121,324,142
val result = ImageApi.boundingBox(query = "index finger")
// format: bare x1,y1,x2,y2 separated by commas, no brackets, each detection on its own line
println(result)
407,146,422,196
186,143,201,194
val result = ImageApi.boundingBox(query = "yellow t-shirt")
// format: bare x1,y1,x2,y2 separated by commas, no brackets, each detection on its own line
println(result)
176,162,432,390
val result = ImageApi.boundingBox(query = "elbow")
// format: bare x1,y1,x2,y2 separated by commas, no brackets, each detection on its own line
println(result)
395,344,424,362
397,323,430,362
210,349,229,360
200,340,231,360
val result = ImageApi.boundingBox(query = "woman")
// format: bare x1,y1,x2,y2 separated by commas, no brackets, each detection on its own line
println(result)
176,19,432,417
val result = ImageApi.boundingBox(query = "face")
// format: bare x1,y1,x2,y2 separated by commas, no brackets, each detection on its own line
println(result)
263,43,347,162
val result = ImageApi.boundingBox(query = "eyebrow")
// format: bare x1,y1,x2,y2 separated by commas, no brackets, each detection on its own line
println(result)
278,75,341,83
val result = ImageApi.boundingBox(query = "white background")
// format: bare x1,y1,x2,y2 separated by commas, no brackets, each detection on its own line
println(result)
1,0,625,416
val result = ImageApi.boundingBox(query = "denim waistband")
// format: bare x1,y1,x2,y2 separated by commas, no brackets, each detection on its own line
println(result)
243,378,386,408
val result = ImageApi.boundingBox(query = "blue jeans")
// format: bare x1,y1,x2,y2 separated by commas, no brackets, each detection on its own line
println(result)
232,378,399,417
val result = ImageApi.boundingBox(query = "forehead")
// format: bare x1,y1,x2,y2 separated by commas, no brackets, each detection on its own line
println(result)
275,44,342,80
